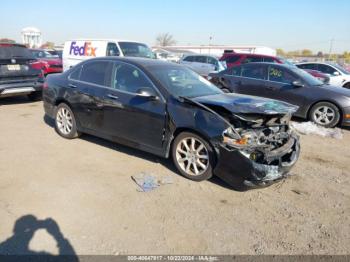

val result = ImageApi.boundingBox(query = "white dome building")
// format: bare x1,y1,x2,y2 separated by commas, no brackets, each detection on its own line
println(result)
21,27,42,48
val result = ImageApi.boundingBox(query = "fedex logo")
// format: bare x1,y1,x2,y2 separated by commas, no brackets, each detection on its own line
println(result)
69,42,97,56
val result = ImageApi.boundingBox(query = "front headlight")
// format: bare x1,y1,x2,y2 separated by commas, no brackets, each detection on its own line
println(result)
223,131,259,147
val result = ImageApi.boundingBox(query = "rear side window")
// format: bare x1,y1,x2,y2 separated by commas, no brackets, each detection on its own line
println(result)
242,56,263,64
226,66,242,76
242,65,266,80
297,64,317,70
223,55,241,63
106,43,120,56
80,61,111,86
194,56,207,63
183,56,194,62
263,57,276,63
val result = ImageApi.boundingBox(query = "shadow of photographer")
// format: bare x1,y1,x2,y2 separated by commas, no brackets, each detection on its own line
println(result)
0,214,78,261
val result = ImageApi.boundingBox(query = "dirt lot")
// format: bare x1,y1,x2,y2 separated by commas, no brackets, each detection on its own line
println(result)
0,97,349,255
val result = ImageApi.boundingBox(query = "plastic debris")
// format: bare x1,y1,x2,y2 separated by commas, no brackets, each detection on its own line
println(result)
131,172,173,192
291,121,343,139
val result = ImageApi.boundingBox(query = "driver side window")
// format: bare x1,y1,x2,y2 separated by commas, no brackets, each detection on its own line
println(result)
268,66,296,84
111,63,154,94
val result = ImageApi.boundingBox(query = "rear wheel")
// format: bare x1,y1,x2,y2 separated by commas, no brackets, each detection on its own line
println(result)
55,103,80,139
309,102,340,128
27,91,42,101
172,132,215,181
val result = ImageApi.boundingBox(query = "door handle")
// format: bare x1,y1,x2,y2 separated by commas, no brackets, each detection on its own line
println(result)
107,94,119,100
68,83,77,88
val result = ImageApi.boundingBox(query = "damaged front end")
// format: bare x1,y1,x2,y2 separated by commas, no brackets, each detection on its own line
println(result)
214,111,300,188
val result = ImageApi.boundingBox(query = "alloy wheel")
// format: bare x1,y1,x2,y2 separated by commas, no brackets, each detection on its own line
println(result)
175,137,209,176
313,106,335,126
56,107,73,135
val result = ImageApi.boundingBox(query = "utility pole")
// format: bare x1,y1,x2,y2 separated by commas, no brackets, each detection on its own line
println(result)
328,38,334,61
209,36,213,54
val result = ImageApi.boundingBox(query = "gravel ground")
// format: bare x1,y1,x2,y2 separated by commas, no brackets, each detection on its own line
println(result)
0,97,349,255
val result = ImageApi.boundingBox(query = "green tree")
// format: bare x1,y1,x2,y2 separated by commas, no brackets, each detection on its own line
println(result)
276,48,285,56
40,41,55,49
301,49,313,56
0,38,16,43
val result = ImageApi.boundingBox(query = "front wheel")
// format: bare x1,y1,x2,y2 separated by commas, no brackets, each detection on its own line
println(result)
55,103,81,139
172,132,215,181
344,83,350,89
309,102,340,128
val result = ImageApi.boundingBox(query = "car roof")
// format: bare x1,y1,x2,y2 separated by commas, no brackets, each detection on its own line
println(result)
238,62,294,69
223,53,275,58
83,57,182,69
0,42,27,48
182,54,219,59
65,39,145,43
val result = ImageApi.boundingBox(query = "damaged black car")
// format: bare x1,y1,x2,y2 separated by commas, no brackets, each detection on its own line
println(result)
43,57,300,189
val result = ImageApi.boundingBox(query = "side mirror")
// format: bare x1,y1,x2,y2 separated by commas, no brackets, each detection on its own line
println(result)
333,71,340,76
292,81,304,88
136,87,158,100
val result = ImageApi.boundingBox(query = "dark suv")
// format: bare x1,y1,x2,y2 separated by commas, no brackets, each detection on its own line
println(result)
0,43,44,100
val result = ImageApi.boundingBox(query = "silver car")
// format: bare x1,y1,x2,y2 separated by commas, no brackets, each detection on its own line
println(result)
180,54,226,77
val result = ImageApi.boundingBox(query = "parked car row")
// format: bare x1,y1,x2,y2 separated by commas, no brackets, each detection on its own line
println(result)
209,62,350,128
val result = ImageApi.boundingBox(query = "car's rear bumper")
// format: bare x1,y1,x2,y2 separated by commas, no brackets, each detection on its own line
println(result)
0,82,43,98
214,134,300,189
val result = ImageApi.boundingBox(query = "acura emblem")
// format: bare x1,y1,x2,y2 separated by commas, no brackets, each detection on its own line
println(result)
11,58,16,64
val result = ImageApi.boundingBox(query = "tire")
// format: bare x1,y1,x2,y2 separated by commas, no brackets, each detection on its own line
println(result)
309,102,340,128
54,103,81,139
171,132,215,181
27,91,42,101
344,83,350,89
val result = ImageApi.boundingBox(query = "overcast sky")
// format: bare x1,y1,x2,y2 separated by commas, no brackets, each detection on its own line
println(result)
1,0,350,53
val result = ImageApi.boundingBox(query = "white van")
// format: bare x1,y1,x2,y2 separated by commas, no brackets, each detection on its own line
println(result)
62,39,154,71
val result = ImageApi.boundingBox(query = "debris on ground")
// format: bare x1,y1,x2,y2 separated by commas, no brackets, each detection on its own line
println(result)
291,121,343,139
131,172,173,192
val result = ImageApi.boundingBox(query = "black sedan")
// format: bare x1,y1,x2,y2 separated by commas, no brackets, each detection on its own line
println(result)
209,63,350,128
43,57,300,188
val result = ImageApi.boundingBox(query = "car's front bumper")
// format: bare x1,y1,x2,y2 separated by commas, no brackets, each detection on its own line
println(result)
0,82,43,98
214,134,300,189
341,106,350,126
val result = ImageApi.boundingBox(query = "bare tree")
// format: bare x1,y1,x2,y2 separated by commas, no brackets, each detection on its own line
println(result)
155,33,176,46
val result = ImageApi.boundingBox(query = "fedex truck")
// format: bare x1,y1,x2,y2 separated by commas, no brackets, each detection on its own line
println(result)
62,39,154,71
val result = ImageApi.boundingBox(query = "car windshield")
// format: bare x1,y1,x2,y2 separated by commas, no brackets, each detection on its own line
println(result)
330,63,350,75
291,67,324,86
150,66,222,98
119,42,154,59
0,45,34,59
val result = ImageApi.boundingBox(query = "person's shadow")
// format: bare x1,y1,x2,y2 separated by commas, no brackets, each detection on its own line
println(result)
0,215,78,261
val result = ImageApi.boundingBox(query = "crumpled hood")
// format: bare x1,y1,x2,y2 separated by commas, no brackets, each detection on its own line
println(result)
192,93,298,115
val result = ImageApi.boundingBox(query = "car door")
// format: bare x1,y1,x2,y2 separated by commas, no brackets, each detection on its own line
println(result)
264,65,307,113
101,61,166,151
230,64,267,96
317,64,343,86
66,61,112,131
